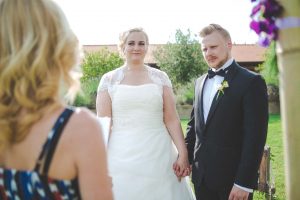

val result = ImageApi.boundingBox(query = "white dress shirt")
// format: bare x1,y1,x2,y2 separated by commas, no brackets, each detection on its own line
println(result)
203,58,233,122
202,58,253,193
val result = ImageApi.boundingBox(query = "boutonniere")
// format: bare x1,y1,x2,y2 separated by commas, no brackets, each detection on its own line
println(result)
217,80,229,99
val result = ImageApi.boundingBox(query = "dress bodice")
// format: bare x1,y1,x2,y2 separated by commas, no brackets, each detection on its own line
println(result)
97,65,172,95
98,65,173,132
111,84,165,131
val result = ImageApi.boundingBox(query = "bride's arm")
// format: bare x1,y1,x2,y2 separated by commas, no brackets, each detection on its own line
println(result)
96,90,112,118
162,86,190,177
96,90,112,140
96,75,113,144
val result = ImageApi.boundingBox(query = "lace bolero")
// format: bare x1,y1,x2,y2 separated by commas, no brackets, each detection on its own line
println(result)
97,65,172,93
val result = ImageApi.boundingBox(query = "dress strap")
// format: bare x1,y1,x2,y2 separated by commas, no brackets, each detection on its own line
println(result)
34,107,74,174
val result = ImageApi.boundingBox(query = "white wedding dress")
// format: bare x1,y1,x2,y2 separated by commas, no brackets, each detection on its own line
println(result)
98,66,195,200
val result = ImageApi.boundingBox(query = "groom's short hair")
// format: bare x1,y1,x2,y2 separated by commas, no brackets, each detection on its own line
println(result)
199,24,231,41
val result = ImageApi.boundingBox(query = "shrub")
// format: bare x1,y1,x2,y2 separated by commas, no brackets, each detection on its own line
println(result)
258,42,279,86
81,48,124,81
73,78,100,108
175,81,195,105
74,49,124,108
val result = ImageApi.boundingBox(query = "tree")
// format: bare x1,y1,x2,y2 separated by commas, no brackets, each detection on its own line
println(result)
260,42,279,86
74,48,124,108
81,48,124,81
153,29,206,89
258,42,280,114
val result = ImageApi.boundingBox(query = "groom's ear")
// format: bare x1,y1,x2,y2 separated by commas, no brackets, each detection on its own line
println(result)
227,41,232,50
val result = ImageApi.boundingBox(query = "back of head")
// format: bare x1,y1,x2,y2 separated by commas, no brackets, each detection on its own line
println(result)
118,27,149,55
0,0,80,150
199,23,231,41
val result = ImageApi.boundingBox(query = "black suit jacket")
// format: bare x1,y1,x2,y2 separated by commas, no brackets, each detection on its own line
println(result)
185,61,268,190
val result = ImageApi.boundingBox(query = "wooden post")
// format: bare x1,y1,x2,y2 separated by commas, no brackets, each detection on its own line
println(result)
277,1,300,199
258,146,275,199
258,146,269,192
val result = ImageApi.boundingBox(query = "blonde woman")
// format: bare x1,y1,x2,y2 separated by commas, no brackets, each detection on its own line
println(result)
0,0,113,199
97,27,195,200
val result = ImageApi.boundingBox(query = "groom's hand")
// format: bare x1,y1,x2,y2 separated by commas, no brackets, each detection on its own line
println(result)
173,164,191,183
228,185,249,200
183,165,192,176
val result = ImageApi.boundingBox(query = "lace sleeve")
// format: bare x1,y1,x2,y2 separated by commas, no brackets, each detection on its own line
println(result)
148,66,172,88
97,67,124,93
160,71,172,88
97,73,110,92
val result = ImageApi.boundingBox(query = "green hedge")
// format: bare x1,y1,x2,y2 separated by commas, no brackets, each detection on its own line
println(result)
74,49,124,108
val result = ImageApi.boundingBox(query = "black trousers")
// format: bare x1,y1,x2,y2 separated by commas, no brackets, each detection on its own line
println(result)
194,183,253,200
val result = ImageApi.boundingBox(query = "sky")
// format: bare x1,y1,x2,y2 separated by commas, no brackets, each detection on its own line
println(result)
53,0,259,45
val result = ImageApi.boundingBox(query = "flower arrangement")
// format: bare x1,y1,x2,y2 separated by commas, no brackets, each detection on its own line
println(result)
217,80,229,99
250,0,283,47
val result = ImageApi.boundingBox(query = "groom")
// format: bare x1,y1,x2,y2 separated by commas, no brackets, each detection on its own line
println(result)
185,24,269,200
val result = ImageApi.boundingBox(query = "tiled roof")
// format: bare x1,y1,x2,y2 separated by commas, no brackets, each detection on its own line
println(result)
231,44,266,62
83,44,266,64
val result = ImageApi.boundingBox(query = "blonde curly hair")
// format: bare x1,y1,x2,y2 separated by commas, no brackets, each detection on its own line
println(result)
0,0,80,150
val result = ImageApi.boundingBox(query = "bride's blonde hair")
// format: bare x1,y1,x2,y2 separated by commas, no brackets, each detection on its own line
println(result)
118,27,149,57
0,0,80,151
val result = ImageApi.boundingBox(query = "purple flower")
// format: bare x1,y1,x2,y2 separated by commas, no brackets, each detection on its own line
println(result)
250,20,261,34
258,37,271,47
259,20,271,33
268,23,278,35
250,0,283,47
263,0,283,18
251,4,262,17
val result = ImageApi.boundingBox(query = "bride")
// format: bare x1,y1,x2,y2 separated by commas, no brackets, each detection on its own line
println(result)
96,27,195,200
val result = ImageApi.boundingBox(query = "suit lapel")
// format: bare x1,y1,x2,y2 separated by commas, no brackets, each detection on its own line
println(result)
205,62,238,126
195,75,207,127
206,91,221,125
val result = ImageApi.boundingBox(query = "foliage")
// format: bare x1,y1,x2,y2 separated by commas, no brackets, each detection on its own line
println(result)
73,78,100,108
153,29,207,90
74,49,124,108
176,81,194,105
81,48,124,81
254,114,285,200
258,42,279,87
264,114,285,200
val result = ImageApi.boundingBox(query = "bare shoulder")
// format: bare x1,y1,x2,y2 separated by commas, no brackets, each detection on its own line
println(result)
64,107,103,143
72,107,98,124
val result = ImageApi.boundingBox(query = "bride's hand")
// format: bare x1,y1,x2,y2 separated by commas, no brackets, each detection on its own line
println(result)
173,154,190,179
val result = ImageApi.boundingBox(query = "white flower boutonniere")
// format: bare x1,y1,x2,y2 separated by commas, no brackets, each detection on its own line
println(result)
217,80,229,99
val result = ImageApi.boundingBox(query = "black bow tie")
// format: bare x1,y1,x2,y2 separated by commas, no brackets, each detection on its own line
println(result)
207,68,229,79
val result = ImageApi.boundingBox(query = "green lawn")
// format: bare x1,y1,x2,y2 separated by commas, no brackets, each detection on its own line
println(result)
181,114,285,200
